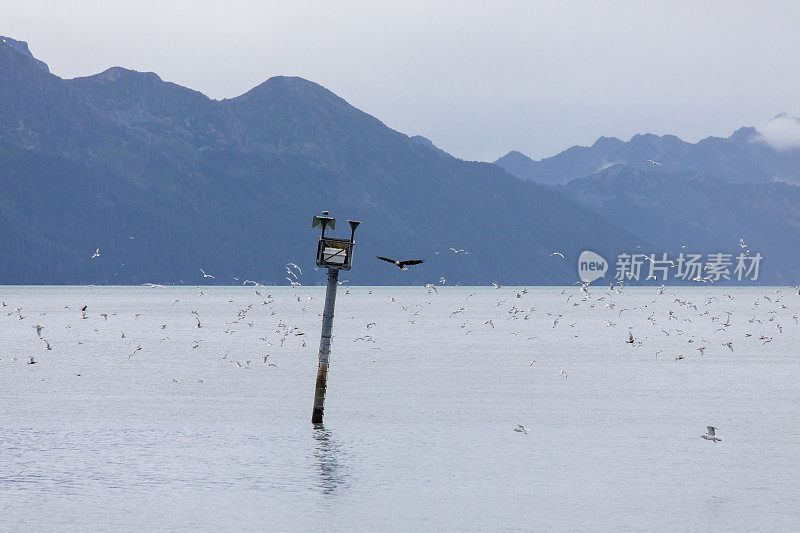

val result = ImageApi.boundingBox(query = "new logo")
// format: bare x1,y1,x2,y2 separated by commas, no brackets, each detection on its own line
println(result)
578,250,608,283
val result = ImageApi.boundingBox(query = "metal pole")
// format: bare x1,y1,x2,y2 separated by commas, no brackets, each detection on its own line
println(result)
312,268,339,423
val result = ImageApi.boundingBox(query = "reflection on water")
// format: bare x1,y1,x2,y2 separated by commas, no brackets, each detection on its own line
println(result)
312,424,346,495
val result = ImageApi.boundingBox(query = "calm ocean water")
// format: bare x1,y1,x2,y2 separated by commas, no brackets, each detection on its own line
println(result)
1,285,799,531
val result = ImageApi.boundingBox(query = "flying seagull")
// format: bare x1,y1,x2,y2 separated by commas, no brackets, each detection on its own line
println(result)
647,159,662,166
91,248,100,259
701,426,722,443
514,425,528,434
376,256,424,270
200,268,215,279
550,252,565,259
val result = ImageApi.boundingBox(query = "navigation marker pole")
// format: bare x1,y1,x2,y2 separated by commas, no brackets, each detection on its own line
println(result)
311,211,360,424
312,268,338,423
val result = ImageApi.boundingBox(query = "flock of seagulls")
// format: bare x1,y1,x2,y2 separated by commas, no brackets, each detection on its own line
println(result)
285,263,303,286
10,225,789,446
5,270,794,448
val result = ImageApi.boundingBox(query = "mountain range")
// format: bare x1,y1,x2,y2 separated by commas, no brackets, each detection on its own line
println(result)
559,164,800,284
495,115,800,186
1,36,798,286
492,115,800,285
0,36,638,286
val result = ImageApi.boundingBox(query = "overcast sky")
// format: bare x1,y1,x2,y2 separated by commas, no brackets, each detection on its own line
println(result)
4,1,800,160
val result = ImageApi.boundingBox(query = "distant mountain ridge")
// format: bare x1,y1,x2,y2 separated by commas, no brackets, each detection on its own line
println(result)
0,37,639,286
493,108,800,285
2,37,798,285
495,116,800,185
0,35,49,72
558,164,800,284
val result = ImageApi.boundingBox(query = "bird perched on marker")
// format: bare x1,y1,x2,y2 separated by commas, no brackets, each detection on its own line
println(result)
376,256,424,270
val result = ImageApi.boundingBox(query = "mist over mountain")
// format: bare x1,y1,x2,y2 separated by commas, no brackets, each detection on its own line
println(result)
493,114,800,285
496,116,800,186
0,37,639,286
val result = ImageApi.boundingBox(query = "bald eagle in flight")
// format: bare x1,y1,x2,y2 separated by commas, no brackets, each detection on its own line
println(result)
376,256,424,270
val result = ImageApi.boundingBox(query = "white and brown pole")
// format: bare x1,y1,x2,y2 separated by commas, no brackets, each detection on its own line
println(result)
312,267,339,424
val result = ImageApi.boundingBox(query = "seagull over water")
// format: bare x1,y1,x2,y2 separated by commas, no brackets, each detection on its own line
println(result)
376,256,424,270
200,268,215,279
701,426,723,443
514,425,528,434
647,159,662,166
91,248,100,259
